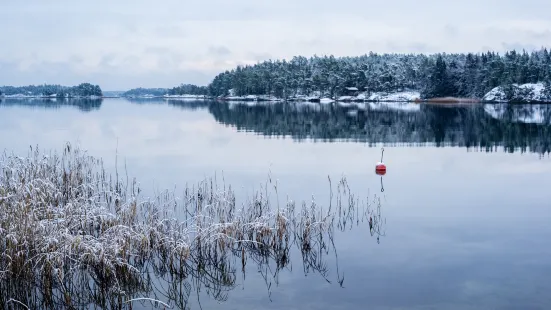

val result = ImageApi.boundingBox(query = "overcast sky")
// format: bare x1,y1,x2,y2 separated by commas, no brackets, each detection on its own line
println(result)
1,0,550,90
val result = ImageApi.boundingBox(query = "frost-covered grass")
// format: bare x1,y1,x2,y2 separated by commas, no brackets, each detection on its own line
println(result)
0,143,383,309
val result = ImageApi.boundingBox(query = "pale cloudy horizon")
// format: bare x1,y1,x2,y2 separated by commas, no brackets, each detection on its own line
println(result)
1,0,550,90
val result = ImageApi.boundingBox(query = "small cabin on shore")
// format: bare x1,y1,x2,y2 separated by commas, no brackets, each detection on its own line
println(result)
343,87,360,96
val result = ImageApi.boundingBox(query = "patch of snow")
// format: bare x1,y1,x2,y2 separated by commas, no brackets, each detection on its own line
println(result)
483,82,550,102
225,96,244,101
164,94,207,99
356,92,368,100
320,98,334,104
518,83,546,101
483,87,508,102
305,96,320,101
258,95,283,102
223,94,284,102
5,94,33,98
345,87,359,91
368,91,420,102
337,96,354,101
288,95,306,101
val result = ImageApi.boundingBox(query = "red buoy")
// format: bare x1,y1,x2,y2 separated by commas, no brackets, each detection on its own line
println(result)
375,148,387,175
375,162,387,175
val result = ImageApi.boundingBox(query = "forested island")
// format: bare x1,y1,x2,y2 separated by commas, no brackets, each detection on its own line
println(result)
206,49,551,103
126,49,551,103
0,83,102,98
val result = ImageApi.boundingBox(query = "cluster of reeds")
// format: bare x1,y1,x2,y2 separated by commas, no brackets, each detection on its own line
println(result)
0,143,384,309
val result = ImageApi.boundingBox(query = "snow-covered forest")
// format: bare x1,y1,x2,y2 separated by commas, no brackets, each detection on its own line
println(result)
0,83,102,97
207,49,551,101
121,87,167,97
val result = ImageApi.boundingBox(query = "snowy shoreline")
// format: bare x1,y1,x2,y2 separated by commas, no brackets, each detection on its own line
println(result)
1,94,103,99
174,82,551,104
5,82,549,104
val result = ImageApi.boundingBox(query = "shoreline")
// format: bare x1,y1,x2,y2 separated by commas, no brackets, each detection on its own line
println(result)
2,94,550,104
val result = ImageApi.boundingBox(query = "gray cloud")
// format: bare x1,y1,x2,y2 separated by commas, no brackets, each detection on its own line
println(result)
1,0,550,90
528,29,551,40
247,52,273,62
444,25,458,37
385,42,433,53
501,42,539,52
208,46,232,57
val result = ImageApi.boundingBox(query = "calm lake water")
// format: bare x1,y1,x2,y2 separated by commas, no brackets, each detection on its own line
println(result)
1,98,551,309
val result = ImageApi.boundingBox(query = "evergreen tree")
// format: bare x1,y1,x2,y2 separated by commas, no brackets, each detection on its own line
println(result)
423,55,454,98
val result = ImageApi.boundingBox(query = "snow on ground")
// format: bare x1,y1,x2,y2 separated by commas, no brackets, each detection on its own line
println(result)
368,91,421,102
222,90,422,103
5,94,34,98
482,87,507,102
519,83,546,101
225,96,246,101
258,95,283,101
356,93,367,100
483,103,550,124
222,94,284,102
163,94,207,99
483,82,549,102
337,96,354,101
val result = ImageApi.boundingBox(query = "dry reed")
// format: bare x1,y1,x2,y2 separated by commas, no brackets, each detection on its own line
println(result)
0,143,384,309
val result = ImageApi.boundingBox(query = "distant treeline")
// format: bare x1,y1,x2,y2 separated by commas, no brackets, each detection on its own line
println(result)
121,87,167,97
207,49,551,99
122,84,208,97
0,83,102,97
4,49,551,101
